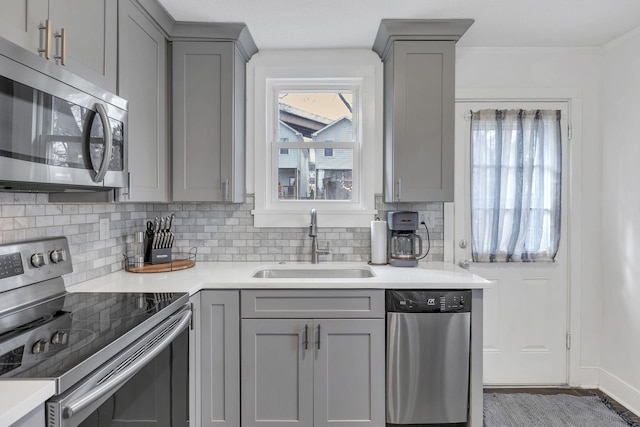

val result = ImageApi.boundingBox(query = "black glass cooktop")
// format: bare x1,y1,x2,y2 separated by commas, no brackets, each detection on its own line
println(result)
0,292,187,381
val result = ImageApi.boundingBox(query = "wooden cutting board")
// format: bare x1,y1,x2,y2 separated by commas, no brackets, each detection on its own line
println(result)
126,259,195,273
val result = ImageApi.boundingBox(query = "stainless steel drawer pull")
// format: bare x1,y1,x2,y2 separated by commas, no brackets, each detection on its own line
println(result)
54,28,66,65
38,20,52,59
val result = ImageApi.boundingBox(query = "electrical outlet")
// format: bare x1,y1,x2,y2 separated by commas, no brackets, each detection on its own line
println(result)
425,211,436,228
99,218,109,241
419,213,426,224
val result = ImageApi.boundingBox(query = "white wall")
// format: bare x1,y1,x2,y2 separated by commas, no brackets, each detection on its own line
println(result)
600,27,640,412
455,47,604,383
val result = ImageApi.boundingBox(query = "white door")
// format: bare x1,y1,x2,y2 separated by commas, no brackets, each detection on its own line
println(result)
454,101,570,385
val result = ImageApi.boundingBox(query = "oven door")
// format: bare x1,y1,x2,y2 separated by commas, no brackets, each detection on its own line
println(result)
46,305,191,427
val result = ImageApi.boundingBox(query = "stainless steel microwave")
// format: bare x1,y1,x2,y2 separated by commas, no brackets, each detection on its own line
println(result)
0,36,128,197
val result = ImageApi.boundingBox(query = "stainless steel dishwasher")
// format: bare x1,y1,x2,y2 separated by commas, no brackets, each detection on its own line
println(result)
386,290,471,426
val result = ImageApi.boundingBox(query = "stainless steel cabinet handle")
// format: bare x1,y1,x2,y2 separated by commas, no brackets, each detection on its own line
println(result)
92,103,113,183
63,307,192,419
223,178,230,201
54,28,66,65
316,324,321,350
38,20,52,59
396,178,402,202
303,324,309,350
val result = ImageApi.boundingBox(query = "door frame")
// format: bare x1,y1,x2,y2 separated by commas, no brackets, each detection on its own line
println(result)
446,88,583,387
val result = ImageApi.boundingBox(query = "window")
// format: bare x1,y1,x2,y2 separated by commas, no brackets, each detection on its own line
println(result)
276,89,355,202
249,51,380,228
470,109,562,262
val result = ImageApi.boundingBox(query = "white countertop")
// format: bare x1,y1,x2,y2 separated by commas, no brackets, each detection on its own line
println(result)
67,261,490,294
0,380,55,426
1,261,488,424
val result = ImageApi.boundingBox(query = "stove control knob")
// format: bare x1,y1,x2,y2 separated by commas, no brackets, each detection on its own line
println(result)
30,253,46,268
32,339,49,354
50,249,65,264
51,331,68,345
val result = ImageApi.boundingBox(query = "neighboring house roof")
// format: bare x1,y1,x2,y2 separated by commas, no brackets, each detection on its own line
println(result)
311,116,352,138
279,120,303,139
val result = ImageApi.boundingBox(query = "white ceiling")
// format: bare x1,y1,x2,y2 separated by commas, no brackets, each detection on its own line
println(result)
157,0,640,50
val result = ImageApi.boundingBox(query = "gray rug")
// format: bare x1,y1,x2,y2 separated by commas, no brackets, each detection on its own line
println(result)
484,393,637,426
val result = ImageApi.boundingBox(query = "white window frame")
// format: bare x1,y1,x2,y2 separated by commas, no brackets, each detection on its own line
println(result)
249,50,381,228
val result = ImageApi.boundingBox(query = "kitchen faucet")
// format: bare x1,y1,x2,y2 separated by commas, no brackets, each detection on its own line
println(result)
309,208,330,264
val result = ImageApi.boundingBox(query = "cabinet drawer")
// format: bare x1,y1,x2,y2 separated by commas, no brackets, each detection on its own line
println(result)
240,289,384,318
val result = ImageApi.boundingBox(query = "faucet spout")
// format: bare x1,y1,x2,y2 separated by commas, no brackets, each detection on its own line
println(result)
309,208,329,263
309,208,317,237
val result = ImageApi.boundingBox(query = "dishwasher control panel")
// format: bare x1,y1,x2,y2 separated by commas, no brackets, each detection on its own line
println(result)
385,290,472,313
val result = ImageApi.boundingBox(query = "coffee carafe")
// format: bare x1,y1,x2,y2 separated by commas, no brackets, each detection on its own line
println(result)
387,211,423,267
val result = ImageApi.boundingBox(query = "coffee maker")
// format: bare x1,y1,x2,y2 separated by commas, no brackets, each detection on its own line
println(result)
387,211,423,267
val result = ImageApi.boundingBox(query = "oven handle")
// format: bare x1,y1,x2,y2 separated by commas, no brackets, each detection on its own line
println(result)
92,103,113,183
62,306,192,419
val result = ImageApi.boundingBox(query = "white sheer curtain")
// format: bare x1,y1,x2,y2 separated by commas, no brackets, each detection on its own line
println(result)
470,109,562,262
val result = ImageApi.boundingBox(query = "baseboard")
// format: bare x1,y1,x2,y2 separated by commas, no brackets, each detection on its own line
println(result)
599,368,640,416
578,366,601,389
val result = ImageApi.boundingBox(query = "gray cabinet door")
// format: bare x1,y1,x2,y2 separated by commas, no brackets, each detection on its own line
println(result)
0,0,47,53
384,40,455,202
241,319,314,427
200,291,240,427
118,0,169,202
313,319,385,427
49,0,118,92
172,41,245,202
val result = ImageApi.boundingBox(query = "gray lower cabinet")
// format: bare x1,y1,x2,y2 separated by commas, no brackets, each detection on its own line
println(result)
172,41,246,202
0,0,117,92
12,405,45,427
240,290,385,427
118,0,170,202
199,290,240,427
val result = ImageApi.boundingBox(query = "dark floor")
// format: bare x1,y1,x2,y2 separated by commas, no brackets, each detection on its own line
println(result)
484,387,640,424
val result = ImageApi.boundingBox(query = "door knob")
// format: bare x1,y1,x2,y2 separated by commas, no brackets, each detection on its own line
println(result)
458,259,470,269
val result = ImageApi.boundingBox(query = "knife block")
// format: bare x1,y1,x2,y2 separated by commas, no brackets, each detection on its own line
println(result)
145,235,172,264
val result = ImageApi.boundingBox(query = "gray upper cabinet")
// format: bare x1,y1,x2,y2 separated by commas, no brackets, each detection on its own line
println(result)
118,0,170,202
373,19,473,203
172,31,256,202
1,0,118,92
48,0,117,92
0,0,48,54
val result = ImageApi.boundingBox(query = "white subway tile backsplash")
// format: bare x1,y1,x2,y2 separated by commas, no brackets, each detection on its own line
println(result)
0,192,445,285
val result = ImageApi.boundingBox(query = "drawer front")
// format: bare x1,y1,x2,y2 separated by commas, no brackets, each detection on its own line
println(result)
240,290,385,318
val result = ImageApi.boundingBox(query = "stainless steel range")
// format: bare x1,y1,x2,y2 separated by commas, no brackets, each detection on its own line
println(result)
0,237,191,427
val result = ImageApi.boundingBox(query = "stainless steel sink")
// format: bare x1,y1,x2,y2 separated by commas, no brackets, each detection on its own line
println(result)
252,267,375,279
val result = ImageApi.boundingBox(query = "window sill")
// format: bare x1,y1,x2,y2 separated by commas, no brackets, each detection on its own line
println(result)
252,209,378,228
